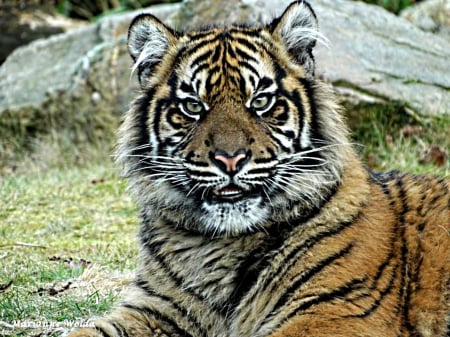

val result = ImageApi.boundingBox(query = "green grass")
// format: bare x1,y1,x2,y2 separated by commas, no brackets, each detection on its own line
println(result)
0,162,138,336
347,104,450,176
358,0,420,14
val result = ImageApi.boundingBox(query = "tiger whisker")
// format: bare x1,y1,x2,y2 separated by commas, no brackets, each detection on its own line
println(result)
261,181,275,208
277,168,329,175
186,182,202,198
278,143,352,161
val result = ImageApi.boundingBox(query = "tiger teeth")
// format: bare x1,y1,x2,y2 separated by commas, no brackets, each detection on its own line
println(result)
219,190,241,196
214,187,243,196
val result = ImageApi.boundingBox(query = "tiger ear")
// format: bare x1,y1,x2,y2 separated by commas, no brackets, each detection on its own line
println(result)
269,0,320,76
128,14,178,85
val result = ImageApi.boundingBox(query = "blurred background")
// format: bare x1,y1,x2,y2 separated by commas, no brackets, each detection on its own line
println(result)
0,0,449,174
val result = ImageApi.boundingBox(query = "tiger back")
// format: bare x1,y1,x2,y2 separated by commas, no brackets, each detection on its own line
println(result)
68,1,450,336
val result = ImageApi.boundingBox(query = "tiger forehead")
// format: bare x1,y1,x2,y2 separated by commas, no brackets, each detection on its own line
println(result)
177,28,276,100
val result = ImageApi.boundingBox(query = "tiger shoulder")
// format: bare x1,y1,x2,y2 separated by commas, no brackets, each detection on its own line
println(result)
68,1,449,336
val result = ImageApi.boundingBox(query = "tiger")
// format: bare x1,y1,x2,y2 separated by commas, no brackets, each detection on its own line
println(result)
68,1,450,336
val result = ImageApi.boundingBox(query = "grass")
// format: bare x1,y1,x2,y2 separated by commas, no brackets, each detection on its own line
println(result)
0,162,138,336
0,108,448,337
359,0,420,14
347,104,450,176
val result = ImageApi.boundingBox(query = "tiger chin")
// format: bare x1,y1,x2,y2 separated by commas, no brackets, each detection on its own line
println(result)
68,1,449,336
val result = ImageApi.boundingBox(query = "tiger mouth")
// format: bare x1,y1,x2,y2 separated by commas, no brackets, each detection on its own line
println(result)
208,184,261,204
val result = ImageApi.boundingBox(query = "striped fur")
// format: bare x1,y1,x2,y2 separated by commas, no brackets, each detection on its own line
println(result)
69,1,450,336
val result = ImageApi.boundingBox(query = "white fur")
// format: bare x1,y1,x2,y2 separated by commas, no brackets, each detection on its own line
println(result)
129,21,169,76
279,3,329,50
201,197,269,236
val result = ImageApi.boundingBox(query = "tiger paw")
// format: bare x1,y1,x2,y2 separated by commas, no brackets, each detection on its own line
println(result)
66,328,104,337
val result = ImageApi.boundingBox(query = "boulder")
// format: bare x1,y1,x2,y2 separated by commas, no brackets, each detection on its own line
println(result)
0,3,180,170
1,0,449,170
400,0,450,39
0,1,86,64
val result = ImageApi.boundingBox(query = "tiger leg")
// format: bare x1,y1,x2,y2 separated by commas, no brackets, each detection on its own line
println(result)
68,307,169,337
267,315,402,337
67,280,204,337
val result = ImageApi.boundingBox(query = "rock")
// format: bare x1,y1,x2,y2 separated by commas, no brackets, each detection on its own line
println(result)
0,2,86,64
0,3,180,170
310,0,450,116
400,0,450,39
1,0,449,170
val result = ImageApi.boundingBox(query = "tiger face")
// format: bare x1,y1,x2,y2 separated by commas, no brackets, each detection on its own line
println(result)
119,1,349,236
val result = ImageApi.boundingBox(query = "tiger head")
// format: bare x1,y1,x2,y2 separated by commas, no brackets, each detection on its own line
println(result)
117,0,352,236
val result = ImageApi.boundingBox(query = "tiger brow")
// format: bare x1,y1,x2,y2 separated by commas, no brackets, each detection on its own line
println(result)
180,81,196,95
257,77,275,91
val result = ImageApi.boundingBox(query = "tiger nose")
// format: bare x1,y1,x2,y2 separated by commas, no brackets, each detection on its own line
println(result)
211,149,250,174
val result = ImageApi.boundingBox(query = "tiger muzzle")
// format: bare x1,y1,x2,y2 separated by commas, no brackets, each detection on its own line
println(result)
205,148,262,203
210,149,251,176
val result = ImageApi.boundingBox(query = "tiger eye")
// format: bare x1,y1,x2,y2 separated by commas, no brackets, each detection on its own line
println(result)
251,95,271,110
184,101,203,114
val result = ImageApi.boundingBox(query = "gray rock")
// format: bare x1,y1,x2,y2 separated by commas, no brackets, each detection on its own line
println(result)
311,0,450,116
0,3,180,169
400,0,450,39
0,2,86,64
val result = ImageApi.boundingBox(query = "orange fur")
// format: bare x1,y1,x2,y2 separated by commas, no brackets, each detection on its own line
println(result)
68,1,449,336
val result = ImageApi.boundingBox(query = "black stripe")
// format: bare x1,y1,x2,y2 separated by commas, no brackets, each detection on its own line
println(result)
246,168,273,176
140,228,212,307
234,37,258,53
266,131,291,153
133,277,208,337
179,81,195,95
270,243,354,315
259,210,360,295
225,41,236,59
372,250,395,289
347,262,397,318
186,36,222,55
258,77,275,90
188,30,216,40
235,46,257,62
133,91,154,156
273,127,295,139
249,75,256,89
373,172,413,330
254,157,276,164
190,49,213,68
238,60,259,78
211,44,222,63
122,303,197,337
298,77,324,146
188,171,218,179
95,326,112,337
191,62,212,82
394,175,415,331
284,276,367,322
226,228,291,312
111,322,129,337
